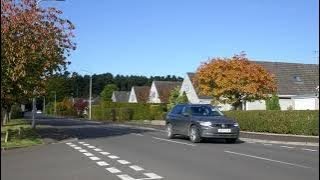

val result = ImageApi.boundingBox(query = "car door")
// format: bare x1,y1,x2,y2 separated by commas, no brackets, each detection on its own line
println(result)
168,105,184,133
178,106,191,136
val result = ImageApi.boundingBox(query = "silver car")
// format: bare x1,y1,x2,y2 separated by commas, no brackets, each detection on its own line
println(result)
165,104,240,143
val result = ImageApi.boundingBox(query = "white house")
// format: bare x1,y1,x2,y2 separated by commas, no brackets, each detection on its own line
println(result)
111,91,130,102
148,81,182,103
128,86,150,103
180,61,319,111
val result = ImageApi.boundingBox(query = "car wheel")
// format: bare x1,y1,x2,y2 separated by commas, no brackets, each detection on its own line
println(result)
189,126,201,143
166,123,174,139
225,138,237,143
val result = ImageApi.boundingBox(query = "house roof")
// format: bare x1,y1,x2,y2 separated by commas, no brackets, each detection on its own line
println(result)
253,61,319,95
113,91,130,102
188,61,319,97
133,86,150,103
154,81,182,103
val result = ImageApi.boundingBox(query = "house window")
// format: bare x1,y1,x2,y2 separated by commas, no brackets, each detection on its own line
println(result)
293,76,302,82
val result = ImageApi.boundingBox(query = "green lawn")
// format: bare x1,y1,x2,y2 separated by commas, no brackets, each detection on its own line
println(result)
1,119,43,149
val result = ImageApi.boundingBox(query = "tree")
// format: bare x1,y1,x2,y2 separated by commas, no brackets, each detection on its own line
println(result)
73,98,88,117
1,0,76,124
167,87,189,111
266,94,281,110
100,84,118,102
194,52,277,110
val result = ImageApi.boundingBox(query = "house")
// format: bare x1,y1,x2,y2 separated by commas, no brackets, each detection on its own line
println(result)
180,61,319,110
148,81,182,103
128,86,150,103
111,91,130,102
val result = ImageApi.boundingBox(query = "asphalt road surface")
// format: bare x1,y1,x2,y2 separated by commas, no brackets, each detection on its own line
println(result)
2,116,319,180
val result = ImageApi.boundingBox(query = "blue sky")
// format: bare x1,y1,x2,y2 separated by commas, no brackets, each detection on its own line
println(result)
44,0,319,77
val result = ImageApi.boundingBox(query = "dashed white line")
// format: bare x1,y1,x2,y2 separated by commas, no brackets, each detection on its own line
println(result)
79,149,88,152
66,142,73,145
78,142,85,144
143,173,163,179
69,144,77,147
96,161,109,166
94,148,102,151
83,153,94,156
106,167,122,173
152,137,196,146
83,144,90,146
280,146,294,149
88,146,96,148
117,174,137,180
302,148,317,152
224,150,312,169
89,156,101,161
73,147,82,149
108,155,120,159
132,133,144,136
129,165,144,171
117,160,131,165
100,152,110,155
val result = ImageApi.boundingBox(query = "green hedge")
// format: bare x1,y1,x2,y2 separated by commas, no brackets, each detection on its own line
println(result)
92,102,167,121
224,110,319,136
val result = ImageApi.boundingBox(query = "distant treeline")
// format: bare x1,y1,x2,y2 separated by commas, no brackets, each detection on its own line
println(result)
45,71,183,102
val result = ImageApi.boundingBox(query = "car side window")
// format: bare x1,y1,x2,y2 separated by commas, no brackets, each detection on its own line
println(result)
171,105,184,115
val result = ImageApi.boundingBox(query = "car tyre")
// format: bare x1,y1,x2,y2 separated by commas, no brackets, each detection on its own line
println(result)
166,123,175,139
189,126,201,143
225,138,237,143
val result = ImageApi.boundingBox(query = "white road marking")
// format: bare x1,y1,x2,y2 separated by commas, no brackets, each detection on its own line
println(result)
73,147,82,149
224,150,312,169
79,149,88,152
132,133,144,136
100,152,110,155
88,146,96,148
66,142,73,145
152,137,196,146
117,160,131,165
263,144,272,146
108,155,120,159
83,144,90,146
89,156,101,161
106,167,122,173
78,142,85,144
69,144,76,147
83,153,94,156
302,148,317,152
129,165,144,171
94,148,102,151
96,161,109,166
143,173,163,179
280,146,294,149
117,174,137,180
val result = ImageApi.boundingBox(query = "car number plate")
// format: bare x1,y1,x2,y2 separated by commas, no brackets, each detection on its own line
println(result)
218,129,231,133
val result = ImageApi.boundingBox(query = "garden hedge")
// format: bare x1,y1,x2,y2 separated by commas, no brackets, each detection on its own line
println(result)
224,110,319,136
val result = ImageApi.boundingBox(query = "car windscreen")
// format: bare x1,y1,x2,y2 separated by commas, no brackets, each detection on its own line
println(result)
190,106,223,116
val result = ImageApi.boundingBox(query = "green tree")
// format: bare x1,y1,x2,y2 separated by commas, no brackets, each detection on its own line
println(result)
266,94,281,110
100,84,119,102
167,87,189,111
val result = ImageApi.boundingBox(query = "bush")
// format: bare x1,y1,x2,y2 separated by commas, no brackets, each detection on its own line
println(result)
224,110,319,136
266,94,281,110
92,102,167,121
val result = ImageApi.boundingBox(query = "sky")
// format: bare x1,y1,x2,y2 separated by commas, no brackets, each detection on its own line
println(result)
43,0,319,77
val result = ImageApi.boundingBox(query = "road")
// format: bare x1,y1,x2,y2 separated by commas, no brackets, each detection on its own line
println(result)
1,116,319,180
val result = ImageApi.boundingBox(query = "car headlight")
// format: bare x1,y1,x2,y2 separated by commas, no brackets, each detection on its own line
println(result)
200,121,212,127
233,123,239,127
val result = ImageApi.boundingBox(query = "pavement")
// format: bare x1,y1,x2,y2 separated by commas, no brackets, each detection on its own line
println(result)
1,114,319,180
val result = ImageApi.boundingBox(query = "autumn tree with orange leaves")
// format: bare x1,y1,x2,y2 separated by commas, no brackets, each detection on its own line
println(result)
1,0,76,124
194,52,277,110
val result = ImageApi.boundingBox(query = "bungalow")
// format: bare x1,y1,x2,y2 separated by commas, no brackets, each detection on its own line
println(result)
111,91,130,103
180,61,319,110
128,86,150,103
148,81,182,103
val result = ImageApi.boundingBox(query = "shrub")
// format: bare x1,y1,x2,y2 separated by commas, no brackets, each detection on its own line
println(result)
266,94,281,110
223,110,319,136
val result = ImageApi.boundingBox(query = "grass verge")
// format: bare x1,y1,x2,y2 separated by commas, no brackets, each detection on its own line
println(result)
1,119,43,149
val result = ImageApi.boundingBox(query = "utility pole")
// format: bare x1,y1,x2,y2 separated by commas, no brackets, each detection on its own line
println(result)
89,75,92,120
31,97,36,129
